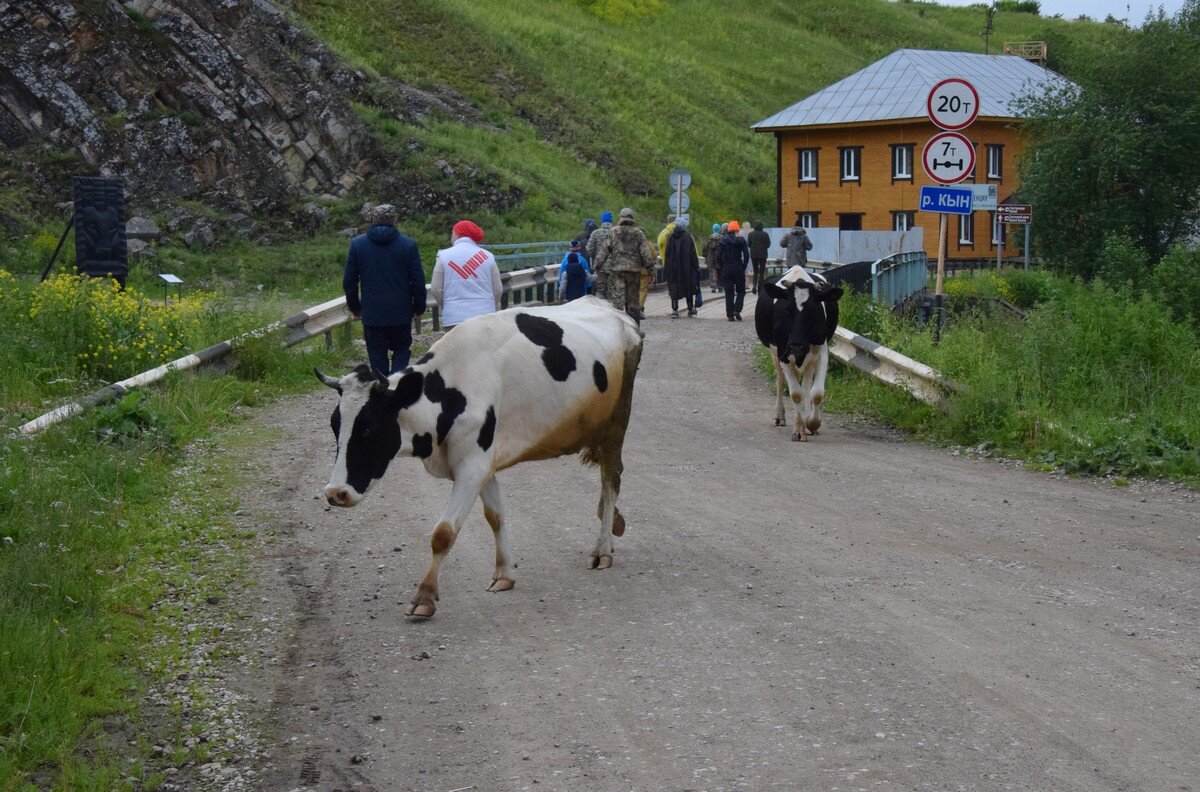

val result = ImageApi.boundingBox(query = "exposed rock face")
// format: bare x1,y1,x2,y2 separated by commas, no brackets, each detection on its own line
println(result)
1,0,424,215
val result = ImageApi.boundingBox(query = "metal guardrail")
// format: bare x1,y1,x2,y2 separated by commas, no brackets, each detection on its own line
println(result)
488,240,572,272
829,327,961,407
871,250,929,307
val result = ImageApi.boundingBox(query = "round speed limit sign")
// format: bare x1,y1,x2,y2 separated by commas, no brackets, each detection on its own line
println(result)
927,78,980,131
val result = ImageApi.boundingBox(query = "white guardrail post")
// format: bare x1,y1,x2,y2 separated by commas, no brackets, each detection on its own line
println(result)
829,326,961,407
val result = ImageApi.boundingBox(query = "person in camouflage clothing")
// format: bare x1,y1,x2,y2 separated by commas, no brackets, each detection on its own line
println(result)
586,210,615,298
593,207,656,322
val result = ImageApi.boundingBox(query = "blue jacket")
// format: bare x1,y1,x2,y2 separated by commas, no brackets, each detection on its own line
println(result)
557,252,592,300
343,225,427,326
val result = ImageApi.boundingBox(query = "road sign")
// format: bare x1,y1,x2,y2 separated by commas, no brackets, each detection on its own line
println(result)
996,204,1032,224
927,78,980,131
922,131,976,185
668,168,691,191
919,185,973,215
668,191,690,214
969,184,997,211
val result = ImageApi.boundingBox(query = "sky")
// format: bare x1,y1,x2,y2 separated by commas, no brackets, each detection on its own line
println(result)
928,0,1189,25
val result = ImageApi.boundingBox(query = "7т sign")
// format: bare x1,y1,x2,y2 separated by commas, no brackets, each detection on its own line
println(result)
922,131,975,185
927,78,980,131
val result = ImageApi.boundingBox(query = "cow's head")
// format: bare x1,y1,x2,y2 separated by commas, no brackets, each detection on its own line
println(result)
763,277,844,362
315,364,424,507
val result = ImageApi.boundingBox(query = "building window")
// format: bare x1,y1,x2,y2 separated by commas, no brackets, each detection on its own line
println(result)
839,146,862,183
986,144,1003,179
797,148,819,184
958,214,974,246
891,144,914,181
891,211,915,232
990,211,1002,246
838,213,863,231
796,212,820,228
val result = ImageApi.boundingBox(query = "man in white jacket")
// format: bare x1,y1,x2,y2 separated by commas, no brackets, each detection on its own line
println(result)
430,220,504,330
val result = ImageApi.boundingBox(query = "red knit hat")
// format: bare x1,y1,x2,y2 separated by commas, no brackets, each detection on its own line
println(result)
452,220,484,243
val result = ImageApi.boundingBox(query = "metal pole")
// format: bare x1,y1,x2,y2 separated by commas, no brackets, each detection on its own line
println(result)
39,216,75,282
935,213,947,344
996,218,1003,271
1023,220,1031,270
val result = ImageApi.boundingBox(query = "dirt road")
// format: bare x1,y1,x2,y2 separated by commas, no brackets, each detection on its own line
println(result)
245,292,1199,792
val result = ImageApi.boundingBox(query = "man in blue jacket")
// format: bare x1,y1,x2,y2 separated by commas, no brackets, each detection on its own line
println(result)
343,203,427,376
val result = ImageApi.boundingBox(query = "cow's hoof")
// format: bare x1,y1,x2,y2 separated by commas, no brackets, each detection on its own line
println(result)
791,432,807,442
488,577,516,592
774,417,785,427
588,553,613,570
405,602,436,619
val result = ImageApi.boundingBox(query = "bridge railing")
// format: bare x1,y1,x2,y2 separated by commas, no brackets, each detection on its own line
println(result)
488,241,573,272
871,250,929,307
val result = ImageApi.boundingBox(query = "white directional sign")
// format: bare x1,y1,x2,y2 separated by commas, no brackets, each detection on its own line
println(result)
926,78,980,131
668,191,690,214
922,131,975,185
969,184,997,210
668,168,691,191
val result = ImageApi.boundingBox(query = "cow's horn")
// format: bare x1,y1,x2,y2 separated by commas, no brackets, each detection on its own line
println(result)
314,368,343,393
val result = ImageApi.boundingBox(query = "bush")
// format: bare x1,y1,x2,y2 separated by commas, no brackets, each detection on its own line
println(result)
1150,243,1200,330
999,268,1055,309
1096,233,1149,292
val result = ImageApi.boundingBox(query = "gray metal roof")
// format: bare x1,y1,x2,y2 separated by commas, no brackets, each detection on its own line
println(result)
752,49,1071,130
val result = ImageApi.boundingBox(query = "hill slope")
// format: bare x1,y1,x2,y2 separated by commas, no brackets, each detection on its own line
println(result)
295,0,1120,238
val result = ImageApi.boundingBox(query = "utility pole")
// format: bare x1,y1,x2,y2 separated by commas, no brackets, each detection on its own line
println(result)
982,4,996,54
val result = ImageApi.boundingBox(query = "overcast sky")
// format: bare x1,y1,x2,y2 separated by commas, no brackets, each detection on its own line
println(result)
928,0,1188,25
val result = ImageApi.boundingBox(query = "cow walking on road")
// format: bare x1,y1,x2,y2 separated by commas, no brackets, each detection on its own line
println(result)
754,265,843,441
316,296,645,619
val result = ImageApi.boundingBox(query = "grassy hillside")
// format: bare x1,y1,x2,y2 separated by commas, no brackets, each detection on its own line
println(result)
295,0,1122,239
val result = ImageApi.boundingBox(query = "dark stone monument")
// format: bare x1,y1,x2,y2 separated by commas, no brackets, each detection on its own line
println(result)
73,176,128,287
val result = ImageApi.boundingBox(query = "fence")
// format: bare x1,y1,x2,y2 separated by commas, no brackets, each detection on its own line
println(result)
489,241,572,272
872,250,929,307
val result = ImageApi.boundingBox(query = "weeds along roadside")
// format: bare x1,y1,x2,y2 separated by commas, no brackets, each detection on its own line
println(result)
758,269,1199,487
0,270,361,787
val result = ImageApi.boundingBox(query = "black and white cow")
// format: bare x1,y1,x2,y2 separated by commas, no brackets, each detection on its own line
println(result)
316,296,644,619
754,265,844,441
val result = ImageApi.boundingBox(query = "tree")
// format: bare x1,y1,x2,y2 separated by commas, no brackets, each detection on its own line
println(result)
1015,2,1200,276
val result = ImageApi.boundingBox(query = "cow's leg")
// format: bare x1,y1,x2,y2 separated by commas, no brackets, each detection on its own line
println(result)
591,448,623,570
778,361,807,442
407,466,487,619
772,349,786,427
806,345,830,435
480,474,516,592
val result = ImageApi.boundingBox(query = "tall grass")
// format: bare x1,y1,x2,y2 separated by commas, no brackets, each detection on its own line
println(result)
827,271,1199,483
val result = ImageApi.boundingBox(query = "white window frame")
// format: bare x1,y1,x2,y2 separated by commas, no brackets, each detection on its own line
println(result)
892,144,913,180
798,148,818,183
797,212,819,228
987,145,1003,179
990,211,1002,246
958,214,974,245
840,147,860,183
892,211,915,232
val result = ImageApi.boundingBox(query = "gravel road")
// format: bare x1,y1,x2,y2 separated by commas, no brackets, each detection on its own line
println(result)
241,292,1199,792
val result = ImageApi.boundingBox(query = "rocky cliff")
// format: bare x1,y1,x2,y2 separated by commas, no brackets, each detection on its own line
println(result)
0,0,510,229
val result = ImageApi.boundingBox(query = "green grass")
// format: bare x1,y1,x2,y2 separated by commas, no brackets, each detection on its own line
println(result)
809,273,1200,485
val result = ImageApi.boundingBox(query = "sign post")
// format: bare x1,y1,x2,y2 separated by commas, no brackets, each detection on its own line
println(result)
923,78,979,341
996,204,1032,272
668,168,691,220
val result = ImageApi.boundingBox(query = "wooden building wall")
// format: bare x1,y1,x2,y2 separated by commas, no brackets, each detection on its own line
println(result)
773,118,1025,260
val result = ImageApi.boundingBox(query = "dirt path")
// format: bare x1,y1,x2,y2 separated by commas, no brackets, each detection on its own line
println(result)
243,292,1199,792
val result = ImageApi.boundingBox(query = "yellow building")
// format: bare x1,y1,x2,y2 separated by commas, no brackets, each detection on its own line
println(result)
752,49,1070,260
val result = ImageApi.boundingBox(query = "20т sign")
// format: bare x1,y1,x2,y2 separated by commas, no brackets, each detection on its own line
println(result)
922,131,975,185
927,78,980,131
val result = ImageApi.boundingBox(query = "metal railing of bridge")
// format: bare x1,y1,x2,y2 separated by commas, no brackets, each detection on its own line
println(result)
488,241,573,272
871,251,929,307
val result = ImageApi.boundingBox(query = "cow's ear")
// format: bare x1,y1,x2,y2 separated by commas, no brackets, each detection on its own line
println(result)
390,370,424,411
762,282,790,299
314,368,342,393
825,286,845,301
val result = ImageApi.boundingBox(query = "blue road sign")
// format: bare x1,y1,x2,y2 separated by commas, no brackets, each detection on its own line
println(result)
918,185,973,215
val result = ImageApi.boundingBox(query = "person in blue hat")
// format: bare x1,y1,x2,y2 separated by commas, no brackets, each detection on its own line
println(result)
702,222,723,294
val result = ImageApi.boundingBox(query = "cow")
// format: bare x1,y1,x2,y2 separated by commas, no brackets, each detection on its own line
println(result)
754,265,844,442
315,295,644,619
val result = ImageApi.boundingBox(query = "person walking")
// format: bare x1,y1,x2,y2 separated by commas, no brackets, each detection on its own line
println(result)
664,214,699,317
718,220,750,321
343,203,427,376
557,240,593,302
702,222,723,294
574,218,597,250
593,207,656,322
780,221,814,272
430,219,502,331
587,211,616,298
747,220,771,294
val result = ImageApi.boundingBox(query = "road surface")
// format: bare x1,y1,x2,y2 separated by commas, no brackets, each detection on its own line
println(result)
244,290,1199,792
